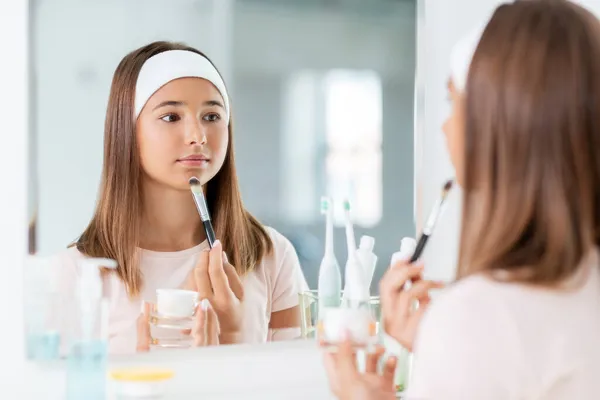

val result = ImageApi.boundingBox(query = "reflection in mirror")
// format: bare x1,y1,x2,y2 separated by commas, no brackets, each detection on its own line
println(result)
27,0,416,361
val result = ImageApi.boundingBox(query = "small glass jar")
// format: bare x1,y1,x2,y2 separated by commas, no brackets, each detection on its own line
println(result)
109,367,174,399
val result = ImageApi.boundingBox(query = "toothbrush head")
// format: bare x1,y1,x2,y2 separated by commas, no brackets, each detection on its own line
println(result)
343,198,351,212
320,196,331,215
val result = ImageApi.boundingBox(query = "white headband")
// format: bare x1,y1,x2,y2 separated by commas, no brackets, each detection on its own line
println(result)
134,50,230,123
449,25,486,92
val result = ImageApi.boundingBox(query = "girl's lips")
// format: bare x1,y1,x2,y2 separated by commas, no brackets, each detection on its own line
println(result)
177,159,210,167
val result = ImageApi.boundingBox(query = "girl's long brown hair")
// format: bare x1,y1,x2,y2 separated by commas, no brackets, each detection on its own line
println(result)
75,41,272,297
458,0,600,283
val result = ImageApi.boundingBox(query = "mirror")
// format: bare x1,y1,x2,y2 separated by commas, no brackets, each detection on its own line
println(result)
27,0,416,357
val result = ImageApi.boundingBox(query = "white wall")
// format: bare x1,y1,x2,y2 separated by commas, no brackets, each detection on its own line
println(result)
33,0,417,293
418,0,600,282
231,2,416,289
232,2,414,80
0,0,28,393
34,0,234,255
417,0,499,282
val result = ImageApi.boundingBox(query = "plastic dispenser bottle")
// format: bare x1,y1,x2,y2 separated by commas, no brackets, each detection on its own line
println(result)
66,257,117,400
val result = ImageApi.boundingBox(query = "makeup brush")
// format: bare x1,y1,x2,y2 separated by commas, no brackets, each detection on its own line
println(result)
188,177,216,248
409,179,454,263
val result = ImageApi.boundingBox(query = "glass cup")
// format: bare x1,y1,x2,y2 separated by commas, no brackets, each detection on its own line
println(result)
298,290,381,349
148,289,199,349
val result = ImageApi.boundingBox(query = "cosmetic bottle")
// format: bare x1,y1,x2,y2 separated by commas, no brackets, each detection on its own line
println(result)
340,199,360,305
23,255,61,360
342,252,370,309
66,257,117,400
382,237,416,394
356,235,378,289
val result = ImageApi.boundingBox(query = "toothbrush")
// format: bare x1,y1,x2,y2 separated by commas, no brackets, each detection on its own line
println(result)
324,197,335,259
317,197,342,309
343,199,357,258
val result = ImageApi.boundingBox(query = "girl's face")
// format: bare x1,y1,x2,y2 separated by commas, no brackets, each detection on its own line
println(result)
442,79,466,185
136,77,229,190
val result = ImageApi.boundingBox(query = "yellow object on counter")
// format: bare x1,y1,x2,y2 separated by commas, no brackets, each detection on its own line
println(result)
110,367,174,398
110,368,174,382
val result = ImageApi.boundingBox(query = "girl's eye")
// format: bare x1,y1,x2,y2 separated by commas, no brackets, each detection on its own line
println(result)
160,113,180,123
203,113,221,122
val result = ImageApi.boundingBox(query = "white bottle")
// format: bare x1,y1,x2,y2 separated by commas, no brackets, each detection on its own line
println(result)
342,251,369,307
391,237,417,266
341,199,364,305
383,237,416,353
78,258,118,342
356,235,378,289
383,237,417,394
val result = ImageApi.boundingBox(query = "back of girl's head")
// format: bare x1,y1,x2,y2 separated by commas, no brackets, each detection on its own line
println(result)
459,0,600,283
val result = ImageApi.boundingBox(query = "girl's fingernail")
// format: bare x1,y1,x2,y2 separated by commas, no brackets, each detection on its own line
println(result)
222,251,229,263
200,298,210,311
213,240,221,248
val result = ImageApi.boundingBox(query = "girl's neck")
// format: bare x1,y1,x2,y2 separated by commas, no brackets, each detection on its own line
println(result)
139,178,206,252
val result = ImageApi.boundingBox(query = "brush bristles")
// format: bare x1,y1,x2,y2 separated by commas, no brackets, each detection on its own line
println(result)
441,179,454,200
188,177,203,194
443,179,454,192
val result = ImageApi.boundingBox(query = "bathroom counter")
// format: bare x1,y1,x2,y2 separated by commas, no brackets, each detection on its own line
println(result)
22,340,336,399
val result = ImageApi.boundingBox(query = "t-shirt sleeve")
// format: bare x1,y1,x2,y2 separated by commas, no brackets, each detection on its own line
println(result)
269,229,309,313
406,279,523,400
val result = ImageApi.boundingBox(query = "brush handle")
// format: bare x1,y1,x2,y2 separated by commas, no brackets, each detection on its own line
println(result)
409,234,429,263
203,220,216,248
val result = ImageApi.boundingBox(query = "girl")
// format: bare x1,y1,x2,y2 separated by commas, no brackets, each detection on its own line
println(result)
52,41,305,354
325,1,600,399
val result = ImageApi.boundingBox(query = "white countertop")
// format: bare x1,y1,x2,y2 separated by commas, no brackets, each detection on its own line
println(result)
22,339,336,399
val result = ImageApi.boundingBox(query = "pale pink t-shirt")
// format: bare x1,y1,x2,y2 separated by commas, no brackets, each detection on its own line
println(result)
51,227,308,354
406,249,600,400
